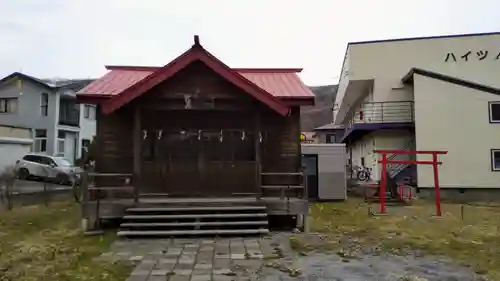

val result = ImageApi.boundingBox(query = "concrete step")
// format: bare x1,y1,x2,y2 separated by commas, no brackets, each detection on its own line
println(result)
117,228,269,237
127,206,266,212
120,220,268,228
123,213,267,220
120,199,270,238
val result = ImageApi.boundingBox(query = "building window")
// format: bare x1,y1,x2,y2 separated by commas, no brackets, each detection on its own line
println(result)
81,139,91,159
491,149,500,171
0,98,17,114
41,93,49,116
84,104,96,120
489,102,500,123
57,130,65,157
326,134,336,143
34,129,47,152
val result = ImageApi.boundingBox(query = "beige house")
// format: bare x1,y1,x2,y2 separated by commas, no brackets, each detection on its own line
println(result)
333,31,500,199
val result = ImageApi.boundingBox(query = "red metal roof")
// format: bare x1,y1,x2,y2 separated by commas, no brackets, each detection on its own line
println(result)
237,69,313,99
81,67,314,99
78,36,314,114
81,68,151,97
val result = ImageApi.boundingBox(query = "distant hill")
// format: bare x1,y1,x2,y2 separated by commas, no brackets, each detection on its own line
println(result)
301,85,338,131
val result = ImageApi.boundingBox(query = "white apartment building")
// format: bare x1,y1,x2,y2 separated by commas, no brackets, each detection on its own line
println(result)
333,31,500,199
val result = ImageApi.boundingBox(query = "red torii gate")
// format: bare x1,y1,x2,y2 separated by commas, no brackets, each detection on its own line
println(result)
374,150,448,216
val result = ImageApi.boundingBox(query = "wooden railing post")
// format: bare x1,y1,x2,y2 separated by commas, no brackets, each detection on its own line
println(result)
81,171,89,204
94,187,101,230
132,176,138,203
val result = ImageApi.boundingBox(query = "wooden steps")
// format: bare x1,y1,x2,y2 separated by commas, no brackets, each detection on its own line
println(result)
123,213,267,220
127,206,265,212
120,221,268,227
118,198,269,237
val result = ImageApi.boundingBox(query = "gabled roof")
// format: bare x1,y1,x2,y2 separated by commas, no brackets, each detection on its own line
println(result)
402,68,500,95
314,123,344,131
78,36,314,115
0,72,95,92
0,72,53,90
349,31,500,46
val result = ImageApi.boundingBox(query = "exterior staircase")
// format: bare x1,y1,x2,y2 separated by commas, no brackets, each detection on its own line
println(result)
387,138,416,180
117,197,269,237
365,138,416,204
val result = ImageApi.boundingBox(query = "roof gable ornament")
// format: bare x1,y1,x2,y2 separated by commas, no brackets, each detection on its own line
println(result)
193,35,201,47
182,88,215,110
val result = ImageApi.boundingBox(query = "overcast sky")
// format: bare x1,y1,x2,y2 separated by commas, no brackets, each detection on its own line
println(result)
1,0,499,86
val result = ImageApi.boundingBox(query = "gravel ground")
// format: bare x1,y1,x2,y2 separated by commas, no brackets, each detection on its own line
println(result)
258,233,484,281
261,252,481,281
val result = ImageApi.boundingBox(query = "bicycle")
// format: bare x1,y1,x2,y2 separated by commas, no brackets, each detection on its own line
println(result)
355,165,372,181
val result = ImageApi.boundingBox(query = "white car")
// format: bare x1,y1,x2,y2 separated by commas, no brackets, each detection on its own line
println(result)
15,153,80,185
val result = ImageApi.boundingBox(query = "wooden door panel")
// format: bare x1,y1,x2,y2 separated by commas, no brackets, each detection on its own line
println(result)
139,111,259,196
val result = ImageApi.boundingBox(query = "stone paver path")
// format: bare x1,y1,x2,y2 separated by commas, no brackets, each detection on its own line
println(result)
98,236,289,281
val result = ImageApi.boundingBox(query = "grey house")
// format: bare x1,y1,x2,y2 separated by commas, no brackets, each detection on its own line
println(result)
314,123,344,143
0,72,95,164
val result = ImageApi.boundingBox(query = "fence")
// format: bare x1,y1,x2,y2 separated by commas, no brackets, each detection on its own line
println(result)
0,165,76,210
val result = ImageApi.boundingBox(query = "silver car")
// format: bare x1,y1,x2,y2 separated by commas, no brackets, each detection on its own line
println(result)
15,153,80,185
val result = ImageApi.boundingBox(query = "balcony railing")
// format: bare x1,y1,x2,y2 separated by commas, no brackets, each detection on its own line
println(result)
59,101,80,127
346,101,414,130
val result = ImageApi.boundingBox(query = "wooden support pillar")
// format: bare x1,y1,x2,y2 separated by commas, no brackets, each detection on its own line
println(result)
292,107,301,171
255,108,262,199
132,105,141,202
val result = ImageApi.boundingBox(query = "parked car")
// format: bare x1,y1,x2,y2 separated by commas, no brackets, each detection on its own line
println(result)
15,153,80,185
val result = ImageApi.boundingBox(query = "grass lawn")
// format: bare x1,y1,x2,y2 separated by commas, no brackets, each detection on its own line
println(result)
291,199,500,280
0,201,132,281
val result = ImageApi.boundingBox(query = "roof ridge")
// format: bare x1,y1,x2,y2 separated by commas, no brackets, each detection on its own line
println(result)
403,67,500,95
105,65,303,73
